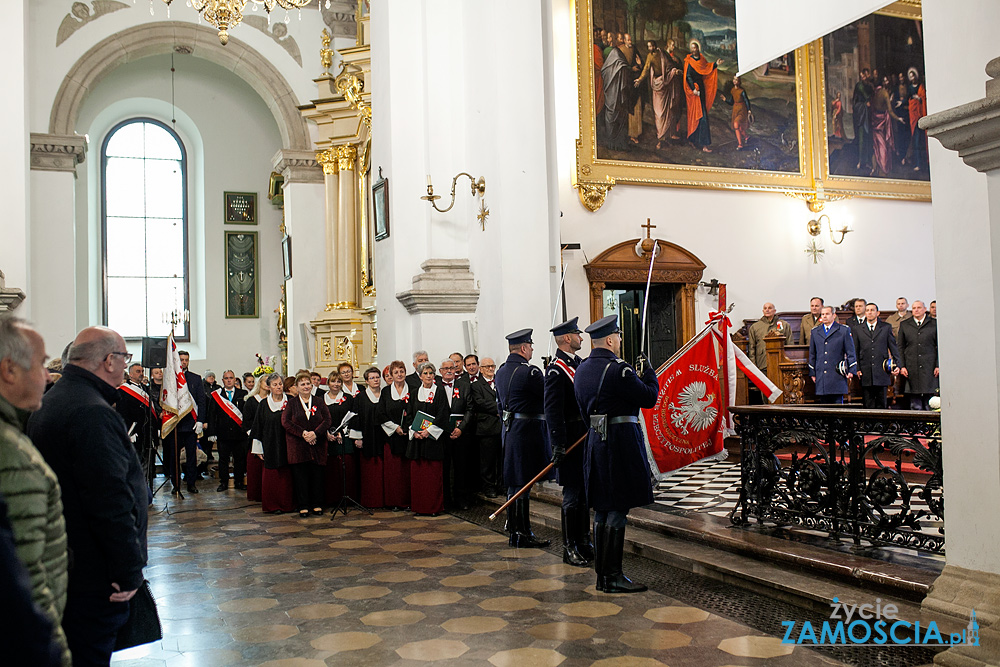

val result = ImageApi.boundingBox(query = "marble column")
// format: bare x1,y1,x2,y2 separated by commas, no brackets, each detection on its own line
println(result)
336,145,359,309
29,133,87,346
920,55,1000,667
317,151,340,308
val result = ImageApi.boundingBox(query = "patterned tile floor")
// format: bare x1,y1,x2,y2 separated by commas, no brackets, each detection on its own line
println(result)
112,489,848,667
650,458,945,564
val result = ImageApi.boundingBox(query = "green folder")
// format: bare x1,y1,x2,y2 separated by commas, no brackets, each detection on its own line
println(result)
411,410,436,432
449,415,463,430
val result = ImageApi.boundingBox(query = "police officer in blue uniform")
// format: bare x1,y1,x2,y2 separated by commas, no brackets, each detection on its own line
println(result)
495,329,551,548
544,317,593,567
808,305,858,403
574,315,659,593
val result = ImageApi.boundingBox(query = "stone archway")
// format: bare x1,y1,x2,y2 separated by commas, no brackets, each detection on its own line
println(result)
49,21,310,150
584,239,706,344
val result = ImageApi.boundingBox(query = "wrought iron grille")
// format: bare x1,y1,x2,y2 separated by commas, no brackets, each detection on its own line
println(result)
729,406,944,553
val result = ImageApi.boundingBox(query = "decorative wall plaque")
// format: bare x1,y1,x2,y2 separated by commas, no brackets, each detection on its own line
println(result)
224,191,257,224
225,231,259,318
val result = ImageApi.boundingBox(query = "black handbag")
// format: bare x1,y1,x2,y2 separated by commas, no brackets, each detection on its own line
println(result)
114,580,162,651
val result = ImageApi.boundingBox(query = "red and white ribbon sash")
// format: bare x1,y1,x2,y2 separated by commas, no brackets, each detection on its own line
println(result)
552,358,576,382
211,389,243,427
121,383,157,416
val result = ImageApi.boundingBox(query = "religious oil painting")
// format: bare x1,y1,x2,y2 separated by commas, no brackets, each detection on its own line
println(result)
577,0,812,196
815,2,930,199
225,231,259,318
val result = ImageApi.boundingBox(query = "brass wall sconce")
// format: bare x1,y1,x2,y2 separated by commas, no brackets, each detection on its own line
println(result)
421,173,489,229
807,214,852,245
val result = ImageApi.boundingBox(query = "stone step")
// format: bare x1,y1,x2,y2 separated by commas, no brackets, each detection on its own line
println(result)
477,487,950,627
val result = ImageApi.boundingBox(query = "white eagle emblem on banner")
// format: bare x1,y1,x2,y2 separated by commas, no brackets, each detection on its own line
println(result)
668,382,718,435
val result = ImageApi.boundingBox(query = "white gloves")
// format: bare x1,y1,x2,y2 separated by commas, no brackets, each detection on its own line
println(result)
195,422,204,436
208,436,217,443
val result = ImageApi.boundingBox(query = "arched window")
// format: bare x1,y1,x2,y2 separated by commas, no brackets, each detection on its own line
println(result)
102,119,188,340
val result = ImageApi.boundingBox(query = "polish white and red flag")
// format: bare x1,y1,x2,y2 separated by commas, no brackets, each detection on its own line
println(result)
160,332,195,438
641,292,781,478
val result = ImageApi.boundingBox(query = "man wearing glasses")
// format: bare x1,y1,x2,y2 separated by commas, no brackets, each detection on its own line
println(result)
28,326,148,665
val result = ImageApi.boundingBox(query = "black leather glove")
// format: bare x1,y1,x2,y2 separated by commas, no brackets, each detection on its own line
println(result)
551,443,566,467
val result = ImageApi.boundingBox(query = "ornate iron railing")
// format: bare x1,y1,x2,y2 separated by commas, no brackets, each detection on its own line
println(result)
729,406,944,553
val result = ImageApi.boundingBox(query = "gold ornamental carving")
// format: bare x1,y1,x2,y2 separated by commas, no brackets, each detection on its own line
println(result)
335,336,348,360
325,301,359,311
575,179,615,212
316,145,358,175
322,338,332,360
334,65,372,134
371,328,378,359
320,28,333,74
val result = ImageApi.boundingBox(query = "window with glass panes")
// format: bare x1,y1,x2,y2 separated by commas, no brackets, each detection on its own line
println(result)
102,119,188,340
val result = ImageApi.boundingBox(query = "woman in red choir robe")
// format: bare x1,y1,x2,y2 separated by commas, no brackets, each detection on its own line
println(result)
243,376,269,502
356,366,387,508
323,373,360,506
283,372,331,517
250,373,293,513
376,360,412,510
406,362,450,516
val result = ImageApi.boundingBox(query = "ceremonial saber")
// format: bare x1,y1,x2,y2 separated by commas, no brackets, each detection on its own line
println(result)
638,242,659,356
488,432,588,521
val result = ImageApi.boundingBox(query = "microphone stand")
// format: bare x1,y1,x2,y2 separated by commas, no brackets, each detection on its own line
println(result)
329,423,371,519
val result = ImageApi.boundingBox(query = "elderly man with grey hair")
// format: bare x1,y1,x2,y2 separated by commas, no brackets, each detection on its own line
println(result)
0,315,71,665
27,326,148,666
405,350,432,393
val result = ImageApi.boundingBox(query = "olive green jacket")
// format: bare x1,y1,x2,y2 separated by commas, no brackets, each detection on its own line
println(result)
747,315,792,370
0,394,71,666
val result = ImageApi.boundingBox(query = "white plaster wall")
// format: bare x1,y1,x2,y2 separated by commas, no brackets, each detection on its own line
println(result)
922,0,1000,573
26,0,343,133
1,0,30,309
549,0,936,347
70,55,285,377
29,169,77,348
371,0,558,366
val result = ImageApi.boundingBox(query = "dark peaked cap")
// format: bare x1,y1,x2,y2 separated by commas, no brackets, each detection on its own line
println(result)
505,329,533,345
550,317,582,336
585,315,620,339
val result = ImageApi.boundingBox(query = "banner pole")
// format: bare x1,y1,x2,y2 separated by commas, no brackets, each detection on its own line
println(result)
488,432,588,521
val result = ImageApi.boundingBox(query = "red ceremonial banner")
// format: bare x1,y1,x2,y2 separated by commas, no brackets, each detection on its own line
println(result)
641,328,725,477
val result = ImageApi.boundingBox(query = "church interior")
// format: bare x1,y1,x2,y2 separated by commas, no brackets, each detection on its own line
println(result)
5,0,1000,665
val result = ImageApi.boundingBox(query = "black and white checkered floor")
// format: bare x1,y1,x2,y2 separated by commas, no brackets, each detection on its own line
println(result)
650,457,945,562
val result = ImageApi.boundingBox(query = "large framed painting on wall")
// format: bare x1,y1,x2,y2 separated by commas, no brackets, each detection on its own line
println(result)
225,231,259,318
574,0,929,209
811,0,929,200
576,0,813,199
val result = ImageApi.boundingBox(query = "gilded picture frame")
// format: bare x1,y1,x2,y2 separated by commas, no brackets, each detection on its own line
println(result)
575,0,815,210
224,230,259,318
808,0,930,201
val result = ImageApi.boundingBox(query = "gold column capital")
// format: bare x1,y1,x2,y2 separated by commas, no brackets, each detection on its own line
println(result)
316,148,339,175
335,144,358,172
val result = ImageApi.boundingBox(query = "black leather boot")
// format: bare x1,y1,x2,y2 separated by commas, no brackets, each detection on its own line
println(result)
593,519,607,591
510,497,549,548
576,507,595,561
506,501,519,546
562,507,589,567
601,525,646,593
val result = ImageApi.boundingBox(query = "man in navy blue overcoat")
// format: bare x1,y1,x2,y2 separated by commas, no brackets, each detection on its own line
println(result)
574,315,659,593
808,306,858,404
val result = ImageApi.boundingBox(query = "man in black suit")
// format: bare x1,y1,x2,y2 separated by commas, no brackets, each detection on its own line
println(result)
207,370,249,491
469,357,502,497
439,358,475,509
176,350,208,493
854,302,901,409
849,298,868,330
897,300,939,410
405,350,430,393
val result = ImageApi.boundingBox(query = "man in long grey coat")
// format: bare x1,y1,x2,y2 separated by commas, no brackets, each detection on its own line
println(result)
897,300,939,410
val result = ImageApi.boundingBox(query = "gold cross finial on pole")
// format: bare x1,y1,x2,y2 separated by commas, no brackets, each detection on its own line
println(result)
642,218,656,239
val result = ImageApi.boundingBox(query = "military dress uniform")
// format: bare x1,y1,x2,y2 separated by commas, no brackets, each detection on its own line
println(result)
543,317,593,567
808,321,858,403
574,315,659,593
495,329,550,548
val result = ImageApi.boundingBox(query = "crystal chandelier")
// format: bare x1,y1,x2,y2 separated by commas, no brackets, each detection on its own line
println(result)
162,0,314,45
